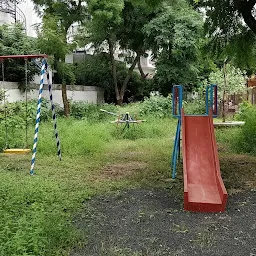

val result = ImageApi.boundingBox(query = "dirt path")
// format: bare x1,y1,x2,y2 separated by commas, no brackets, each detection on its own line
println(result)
71,188,256,256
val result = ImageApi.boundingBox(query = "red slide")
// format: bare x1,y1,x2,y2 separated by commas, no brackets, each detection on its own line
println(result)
182,110,228,212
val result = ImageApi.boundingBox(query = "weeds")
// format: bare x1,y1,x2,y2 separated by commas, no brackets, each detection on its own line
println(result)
0,98,255,255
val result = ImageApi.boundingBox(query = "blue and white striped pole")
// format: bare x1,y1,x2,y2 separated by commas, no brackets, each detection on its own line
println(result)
46,65,62,161
30,59,46,175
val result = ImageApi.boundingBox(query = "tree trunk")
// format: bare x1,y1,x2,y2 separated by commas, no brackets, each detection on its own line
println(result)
108,37,121,105
237,0,256,35
62,83,70,117
138,57,148,79
222,61,228,122
119,54,140,103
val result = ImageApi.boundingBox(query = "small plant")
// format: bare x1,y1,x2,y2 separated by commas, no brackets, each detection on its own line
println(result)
234,101,254,121
235,106,256,153
139,94,172,118
192,229,216,248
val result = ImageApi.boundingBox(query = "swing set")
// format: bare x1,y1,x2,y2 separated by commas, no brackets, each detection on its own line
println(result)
0,54,61,175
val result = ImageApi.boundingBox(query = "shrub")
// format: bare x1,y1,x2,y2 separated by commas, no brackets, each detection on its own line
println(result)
234,101,254,121
139,94,172,118
0,99,64,149
70,102,117,121
183,99,206,115
236,106,256,153
74,53,147,103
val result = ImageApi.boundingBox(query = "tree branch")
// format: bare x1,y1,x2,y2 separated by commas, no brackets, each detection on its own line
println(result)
120,53,140,98
236,0,256,34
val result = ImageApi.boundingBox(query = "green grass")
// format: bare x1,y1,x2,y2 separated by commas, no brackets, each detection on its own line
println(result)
0,107,255,255
0,115,177,256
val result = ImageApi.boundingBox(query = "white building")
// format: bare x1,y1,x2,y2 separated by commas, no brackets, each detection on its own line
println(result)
0,0,40,37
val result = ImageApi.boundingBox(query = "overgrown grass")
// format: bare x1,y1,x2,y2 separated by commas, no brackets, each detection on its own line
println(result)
0,109,177,255
0,99,255,255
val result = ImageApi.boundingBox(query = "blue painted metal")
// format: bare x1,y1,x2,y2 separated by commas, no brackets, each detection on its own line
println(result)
30,59,46,175
171,84,218,179
171,85,183,179
206,84,218,117
171,118,181,179
172,85,183,118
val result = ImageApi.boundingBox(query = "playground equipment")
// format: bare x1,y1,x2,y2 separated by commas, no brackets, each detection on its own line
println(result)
100,109,145,130
0,55,61,175
171,85,228,212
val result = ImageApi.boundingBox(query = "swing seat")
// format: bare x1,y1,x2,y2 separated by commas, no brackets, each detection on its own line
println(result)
3,149,31,155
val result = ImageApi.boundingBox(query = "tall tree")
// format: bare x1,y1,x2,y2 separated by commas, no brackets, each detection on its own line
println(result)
144,0,204,95
32,0,86,116
193,0,256,73
84,0,125,105
195,0,256,34
0,24,38,87
83,0,164,105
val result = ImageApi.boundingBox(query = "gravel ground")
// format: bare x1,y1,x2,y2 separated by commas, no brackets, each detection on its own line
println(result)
71,188,256,256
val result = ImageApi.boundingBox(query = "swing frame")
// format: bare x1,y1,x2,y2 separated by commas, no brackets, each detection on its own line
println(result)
0,54,47,155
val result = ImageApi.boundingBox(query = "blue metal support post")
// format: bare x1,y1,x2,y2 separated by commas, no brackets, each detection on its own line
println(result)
171,85,183,179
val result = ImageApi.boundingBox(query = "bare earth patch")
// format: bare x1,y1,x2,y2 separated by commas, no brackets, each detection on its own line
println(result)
99,161,148,180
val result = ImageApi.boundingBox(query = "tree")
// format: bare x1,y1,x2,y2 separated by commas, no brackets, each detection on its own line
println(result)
74,53,145,102
32,0,86,116
0,24,38,88
84,0,125,105
208,63,247,121
193,0,256,73
143,0,204,95
117,1,156,80
82,0,166,105
195,0,256,35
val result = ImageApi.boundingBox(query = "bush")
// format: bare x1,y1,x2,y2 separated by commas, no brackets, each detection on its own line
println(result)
70,102,117,121
234,101,254,121
74,53,147,103
235,106,256,153
0,99,64,149
183,99,206,115
139,94,172,118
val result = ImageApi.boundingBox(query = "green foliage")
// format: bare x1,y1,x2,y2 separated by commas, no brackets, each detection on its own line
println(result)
183,100,206,115
235,106,256,153
74,54,146,102
208,64,247,96
86,0,124,43
195,0,256,74
0,99,63,149
234,101,254,121
144,0,204,95
55,62,76,85
0,171,85,256
139,94,172,118
70,102,117,121
37,15,71,61
0,24,39,87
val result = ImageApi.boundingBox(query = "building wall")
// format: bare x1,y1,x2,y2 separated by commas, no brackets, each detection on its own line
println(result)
18,0,40,37
0,82,104,106
0,0,40,37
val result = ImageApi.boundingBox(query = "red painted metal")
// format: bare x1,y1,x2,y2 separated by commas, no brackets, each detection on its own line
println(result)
182,110,228,212
0,54,48,59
